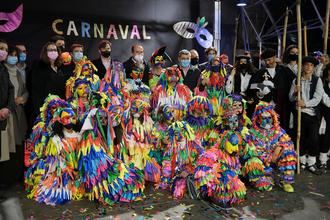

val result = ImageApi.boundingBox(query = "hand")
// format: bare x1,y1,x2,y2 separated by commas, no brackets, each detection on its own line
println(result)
296,100,305,108
0,108,10,120
230,68,236,76
294,85,300,96
263,80,274,88
15,96,24,105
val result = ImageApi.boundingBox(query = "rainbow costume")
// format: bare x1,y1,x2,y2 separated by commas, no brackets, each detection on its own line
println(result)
249,101,297,192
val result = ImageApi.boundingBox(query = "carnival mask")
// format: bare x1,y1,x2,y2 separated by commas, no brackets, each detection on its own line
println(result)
232,101,243,115
227,115,239,130
166,68,181,83
60,108,77,127
77,83,89,98
81,64,92,76
130,67,144,80
259,112,273,130
98,110,108,126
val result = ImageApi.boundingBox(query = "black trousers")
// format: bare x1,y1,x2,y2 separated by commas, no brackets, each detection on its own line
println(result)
295,113,320,156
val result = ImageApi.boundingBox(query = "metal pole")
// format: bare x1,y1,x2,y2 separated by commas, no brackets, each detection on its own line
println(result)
296,0,302,175
324,0,330,54
214,0,221,55
310,0,325,27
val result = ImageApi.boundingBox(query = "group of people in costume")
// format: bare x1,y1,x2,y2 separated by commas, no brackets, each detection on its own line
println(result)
24,46,297,209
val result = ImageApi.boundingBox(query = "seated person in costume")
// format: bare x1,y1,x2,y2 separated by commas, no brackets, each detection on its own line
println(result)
123,98,161,183
193,129,247,209
148,46,172,90
249,101,297,193
151,66,192,121
185,96,214,149
159,121,203,199
25,105,83,205
78,99,145,205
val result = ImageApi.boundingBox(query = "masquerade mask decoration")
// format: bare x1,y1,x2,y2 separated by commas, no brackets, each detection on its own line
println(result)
73,59,97,78
0,4,23,32
150,46,172,67
227,115,239,130
74,78,91,99
252,101,280,130
81,63,93,76
173,17,213,48
165,66,182,83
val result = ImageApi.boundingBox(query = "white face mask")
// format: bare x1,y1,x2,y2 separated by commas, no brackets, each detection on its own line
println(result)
134,54,144,63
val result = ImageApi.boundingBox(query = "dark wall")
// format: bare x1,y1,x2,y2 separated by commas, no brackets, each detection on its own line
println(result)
0,0,236,63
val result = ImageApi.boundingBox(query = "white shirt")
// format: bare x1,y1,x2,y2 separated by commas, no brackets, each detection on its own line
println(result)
240,73,252,94
289,76,324,116
266,67,276,79
101,56,111,70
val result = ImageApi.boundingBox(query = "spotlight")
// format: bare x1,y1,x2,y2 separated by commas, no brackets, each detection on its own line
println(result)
237,0,247,7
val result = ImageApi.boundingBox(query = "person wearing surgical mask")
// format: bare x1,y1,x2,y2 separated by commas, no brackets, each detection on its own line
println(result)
29,42,66,127
92,40,112,79
123,44,150,85
15,44,28,83
3,46,28,181
61,43,84,80
177,49,200,91
199,46,217,72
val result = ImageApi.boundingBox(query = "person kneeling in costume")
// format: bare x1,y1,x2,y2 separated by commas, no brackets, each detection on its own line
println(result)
249,101,297,192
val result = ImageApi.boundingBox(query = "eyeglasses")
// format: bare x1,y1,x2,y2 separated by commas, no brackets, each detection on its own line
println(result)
47,49,57,52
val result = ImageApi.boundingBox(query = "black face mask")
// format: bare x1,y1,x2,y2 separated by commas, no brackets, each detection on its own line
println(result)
211,65,220,72
101,51,111,58
64,124,73,130
58,46,65,52
288,54,298,61
191,57,199,66
240,64,248,69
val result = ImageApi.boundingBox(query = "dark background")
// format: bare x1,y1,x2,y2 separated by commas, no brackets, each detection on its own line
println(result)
0,0,237,64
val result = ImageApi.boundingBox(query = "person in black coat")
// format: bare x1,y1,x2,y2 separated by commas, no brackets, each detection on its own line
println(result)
123,44,150,85
60,43,84,81
177,49,200,92
29,42,66,125
247,48,295,130
0,40,15,159
92,40,112,79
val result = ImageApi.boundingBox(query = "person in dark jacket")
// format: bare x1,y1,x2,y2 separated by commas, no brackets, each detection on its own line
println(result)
0,39,15,160
247,48,295,130
123,44,150,85
29,42,66,125
177,49,200,92
92,40,112,79
61,43,84,80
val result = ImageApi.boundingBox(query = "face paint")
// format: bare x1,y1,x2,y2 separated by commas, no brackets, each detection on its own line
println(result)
232,101,243,115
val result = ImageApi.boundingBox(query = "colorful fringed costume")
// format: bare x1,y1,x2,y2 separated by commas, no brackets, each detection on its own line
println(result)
220,95,272,191
194,130,246,208
249,101,297,192
25,106,83,205
151,66,192,121
185,96,214,149
159,121,203,199
78,108,145,205
123,99,161,183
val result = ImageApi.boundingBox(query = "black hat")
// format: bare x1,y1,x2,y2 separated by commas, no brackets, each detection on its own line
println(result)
236,54,250,61
261,48,276,60
150,46,172,65
302,56,319,66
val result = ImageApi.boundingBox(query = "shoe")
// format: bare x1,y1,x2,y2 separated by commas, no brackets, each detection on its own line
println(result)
281,183,294,193
307,165,323,175
319,164,327,174
300,163,306,170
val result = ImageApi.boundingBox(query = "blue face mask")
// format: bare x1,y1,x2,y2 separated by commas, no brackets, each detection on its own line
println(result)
180,59,190,68
72,51,83,61
19,53,26,62
7,55,18,65
208,54,215,62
